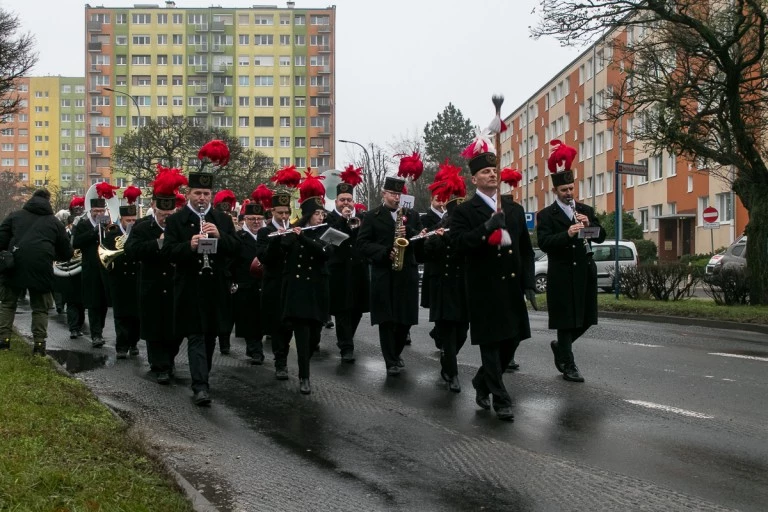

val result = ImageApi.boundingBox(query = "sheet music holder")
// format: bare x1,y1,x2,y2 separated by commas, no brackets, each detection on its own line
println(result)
319,227,349,246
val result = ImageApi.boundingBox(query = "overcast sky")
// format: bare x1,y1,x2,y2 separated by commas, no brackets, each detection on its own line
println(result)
1,0,581,164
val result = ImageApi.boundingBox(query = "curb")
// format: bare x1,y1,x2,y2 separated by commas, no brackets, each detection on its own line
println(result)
19,334,219,512
598,311,768,335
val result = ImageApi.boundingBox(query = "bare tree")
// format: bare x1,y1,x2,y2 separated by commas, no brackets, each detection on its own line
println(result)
0,171,27,220
0,9,37,122
218,150,276,200
533,0,768,304
389,133,434,210
353,143,395,209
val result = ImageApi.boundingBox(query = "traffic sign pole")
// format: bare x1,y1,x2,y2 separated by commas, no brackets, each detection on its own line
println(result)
702,206,719,255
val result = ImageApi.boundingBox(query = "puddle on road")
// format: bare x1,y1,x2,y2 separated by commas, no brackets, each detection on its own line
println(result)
47,349,108,374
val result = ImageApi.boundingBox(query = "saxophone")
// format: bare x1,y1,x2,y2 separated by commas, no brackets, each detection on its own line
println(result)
392,207,409,271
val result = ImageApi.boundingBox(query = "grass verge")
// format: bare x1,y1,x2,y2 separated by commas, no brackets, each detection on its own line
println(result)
0,335,193,512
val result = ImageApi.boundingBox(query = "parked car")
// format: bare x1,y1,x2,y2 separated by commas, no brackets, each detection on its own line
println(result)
706,235,747,274
533,240,638,293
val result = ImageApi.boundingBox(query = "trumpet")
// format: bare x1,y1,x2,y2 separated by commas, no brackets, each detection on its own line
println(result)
199,205,212,271
409,228,449,241
267,223,327,237
342,207,361,229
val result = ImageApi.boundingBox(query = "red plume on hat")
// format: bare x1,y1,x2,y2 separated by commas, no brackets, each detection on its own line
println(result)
239,199,250,216
298,171,326,204
152,164,189,196
354,203,367,214
198,139,230,167
339,164,363,187
175,193,186,209
95,182,119,199
428,161,466,203
270,165,302,189
213,189,236,208
69,196,85,210
397,152,424,181
500,168,523,189
547,139,577,174
122,185,142,205
251,184,274,209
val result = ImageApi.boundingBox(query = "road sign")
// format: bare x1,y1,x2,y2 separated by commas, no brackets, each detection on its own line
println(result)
703,222,720,229
703,206,718,223
525,212,535,231
615,161,648,177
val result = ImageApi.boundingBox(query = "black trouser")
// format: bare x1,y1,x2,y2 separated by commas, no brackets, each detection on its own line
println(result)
378,322,409,369
435,320,469,377
472,338,520,410
334,309,362,354
556,326,588,363
187,333,216,393
87,302,108,337
66,302,85,332
292,319,320,379
146,338,182,373
246,336,263,358
271,325,295,369
54,292,64,312
115,315,140,352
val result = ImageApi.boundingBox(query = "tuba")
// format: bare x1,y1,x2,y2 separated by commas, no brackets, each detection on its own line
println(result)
392,207,409,271
84,182,123,269
98,232,126,270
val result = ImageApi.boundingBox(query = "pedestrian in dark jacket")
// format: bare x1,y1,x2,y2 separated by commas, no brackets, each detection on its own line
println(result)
0,189,74,354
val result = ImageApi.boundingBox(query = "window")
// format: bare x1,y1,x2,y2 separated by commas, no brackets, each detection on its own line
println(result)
280,14,290,25
172,75,183,85
294,96,306,107
651,154,663,180
294,76,306,87
254,35,274,45
239,96,249,106
172,34,183,44
279,34,290,45
254,76,274,86
295,137,306,148
310,15,330,25
254,55,274,66
295,116,305,127
667,152,676,177
295,14,305,25
595,173,604,195
132,55,151,65
254,137,274,147
295,157,306,168
172,96,183,106
687,175,693,193
294,35,305,46
61,114,71,123
1,143,13,151
133,75,151,86
74,129,85,138
650,204,662,231
606,171,613,193
254,96,274,107
279,116,290,127
280,75,290,86
173,13,182,24
157,13,168,24
698,196,710,225
667,202,676,215
279,56,291,67
239,34,249,45
157,96,168,106
156,75,168,86
254,117,274,127
280,137,290,147
116,13,126,24
310,55,329,67
637,158,648,184
135,96,151,106
716,192,733,222
239,137,249,147
294,55,306,66
115,116,126,127
255,15,273,25
639,208,649,232
280,96,290,107
61,99,71,108
238,116,249,127
157,55,168,65
132,13,151,24
133,35,150,45
18,144,28,151
75,99,84,108
115,96,127,107
595,132,604,155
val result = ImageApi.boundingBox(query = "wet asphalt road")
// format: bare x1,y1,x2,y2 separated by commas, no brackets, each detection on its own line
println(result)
16,305,768,511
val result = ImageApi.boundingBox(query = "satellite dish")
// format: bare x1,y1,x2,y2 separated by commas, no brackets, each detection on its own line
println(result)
320,169,342,200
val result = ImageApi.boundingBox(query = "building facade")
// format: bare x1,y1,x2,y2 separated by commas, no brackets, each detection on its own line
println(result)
84,2,335,183
501,28,747,259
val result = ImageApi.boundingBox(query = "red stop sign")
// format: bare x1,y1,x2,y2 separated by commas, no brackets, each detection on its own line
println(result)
703,206,719,223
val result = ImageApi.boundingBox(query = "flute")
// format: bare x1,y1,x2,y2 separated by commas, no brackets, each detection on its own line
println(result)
267,223,328,237
409,228,449,241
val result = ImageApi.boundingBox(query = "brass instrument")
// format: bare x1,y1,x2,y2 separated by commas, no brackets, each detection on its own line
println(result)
267,223,327,237
409,228,449,241
199,205,213,272
342,207,361,229
392,207,409,271
98,226,128,270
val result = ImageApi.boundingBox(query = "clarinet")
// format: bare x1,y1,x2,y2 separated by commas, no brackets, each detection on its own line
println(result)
570,199,593,255
198,205,213,271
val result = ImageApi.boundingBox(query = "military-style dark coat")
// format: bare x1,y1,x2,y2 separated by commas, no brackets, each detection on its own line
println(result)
451,194,535,345
124,216,177,341
424,222,468,323
536,201,606,330
102,226,139,317
419,208,443,309
232,228,262,339
256,221,286,335
161,205,240,337
278,227,331,323
71,215,110,309
53,223,82,304
325,210,369,315
356,205,423,326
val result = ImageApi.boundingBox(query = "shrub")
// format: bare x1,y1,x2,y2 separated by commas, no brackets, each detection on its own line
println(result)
642,263,700,301
633,238,658,265
610,265,649,299
702,267,750,305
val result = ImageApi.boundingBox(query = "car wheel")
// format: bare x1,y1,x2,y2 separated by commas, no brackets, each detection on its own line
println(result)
535,274,547,293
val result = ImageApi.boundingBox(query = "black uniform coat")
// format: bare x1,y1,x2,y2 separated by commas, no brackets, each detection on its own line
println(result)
325,210,369,315
451,194,535,345
161,205,240,337
232,228,262,339
279,227,331,323
0,195,73,293
72,214,111,309
124,216,177,341
536,201,605,330
255,221,285,335
424,220,468,323
356,205,423,326
102,226,139,317
419,208,443,309
53,223,83,303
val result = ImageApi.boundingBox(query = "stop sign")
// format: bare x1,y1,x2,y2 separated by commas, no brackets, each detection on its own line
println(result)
703,206,719,223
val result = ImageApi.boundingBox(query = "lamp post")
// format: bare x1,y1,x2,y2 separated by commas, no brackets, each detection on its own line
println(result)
103,87,142,127
339,139,371,205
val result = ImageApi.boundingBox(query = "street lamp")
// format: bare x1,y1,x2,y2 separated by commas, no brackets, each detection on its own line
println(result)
339,139,371,205
103,87,142,127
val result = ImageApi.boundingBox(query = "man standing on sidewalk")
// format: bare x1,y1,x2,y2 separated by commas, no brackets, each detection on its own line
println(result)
0,189,73,355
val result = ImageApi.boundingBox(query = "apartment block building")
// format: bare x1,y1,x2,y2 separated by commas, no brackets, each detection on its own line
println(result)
84,2,335,184
501,28,747,260
0,77,88,194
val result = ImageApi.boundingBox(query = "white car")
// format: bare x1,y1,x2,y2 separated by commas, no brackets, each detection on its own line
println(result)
533,240,639,293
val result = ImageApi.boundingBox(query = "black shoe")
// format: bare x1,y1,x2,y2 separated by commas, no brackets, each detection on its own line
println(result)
404,332,412,345
440,369,450,383
116,349,128,360
129,346,139,357
563,363,585,383
192,390,211,406
275,367,289,380
156,372,170,385
550,340,566,374
32,341,46,356
386,365,401,377
475,390,491,410
396,357,405,368
449,375,461,393
70,330,80,339
0,338,9,350
505,359,520,372
91,336,105,348
299,378,311,394
250,353,265,365
496,406,515,421
340,351,355,363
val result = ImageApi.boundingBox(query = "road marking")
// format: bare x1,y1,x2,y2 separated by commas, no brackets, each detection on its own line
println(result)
709,352,768,362
617,342,662,348
626,400,714,419
722,378,735,382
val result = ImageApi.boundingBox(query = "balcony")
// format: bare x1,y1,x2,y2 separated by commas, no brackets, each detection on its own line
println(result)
318,128,331,136
88,107,102,115
317,85,331,95
319,65,331,74
317,105,331,114
89,66,102,73
195,65,209,73
210,21,225,32
194,44,209,53
88,149,102,156
211,64,231,74
195,106,209,114
211,43,229,53
211,106,226,114
87,42,103,52
211,83,225,93
319,45,331,53
87,21,102,32
88,125,102,135
194,84,209,94
194,23,209,32
318,24,331,33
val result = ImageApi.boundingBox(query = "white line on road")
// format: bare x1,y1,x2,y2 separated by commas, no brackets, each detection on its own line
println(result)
626,400,714,419
709,352,768,362
617,342,662,348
